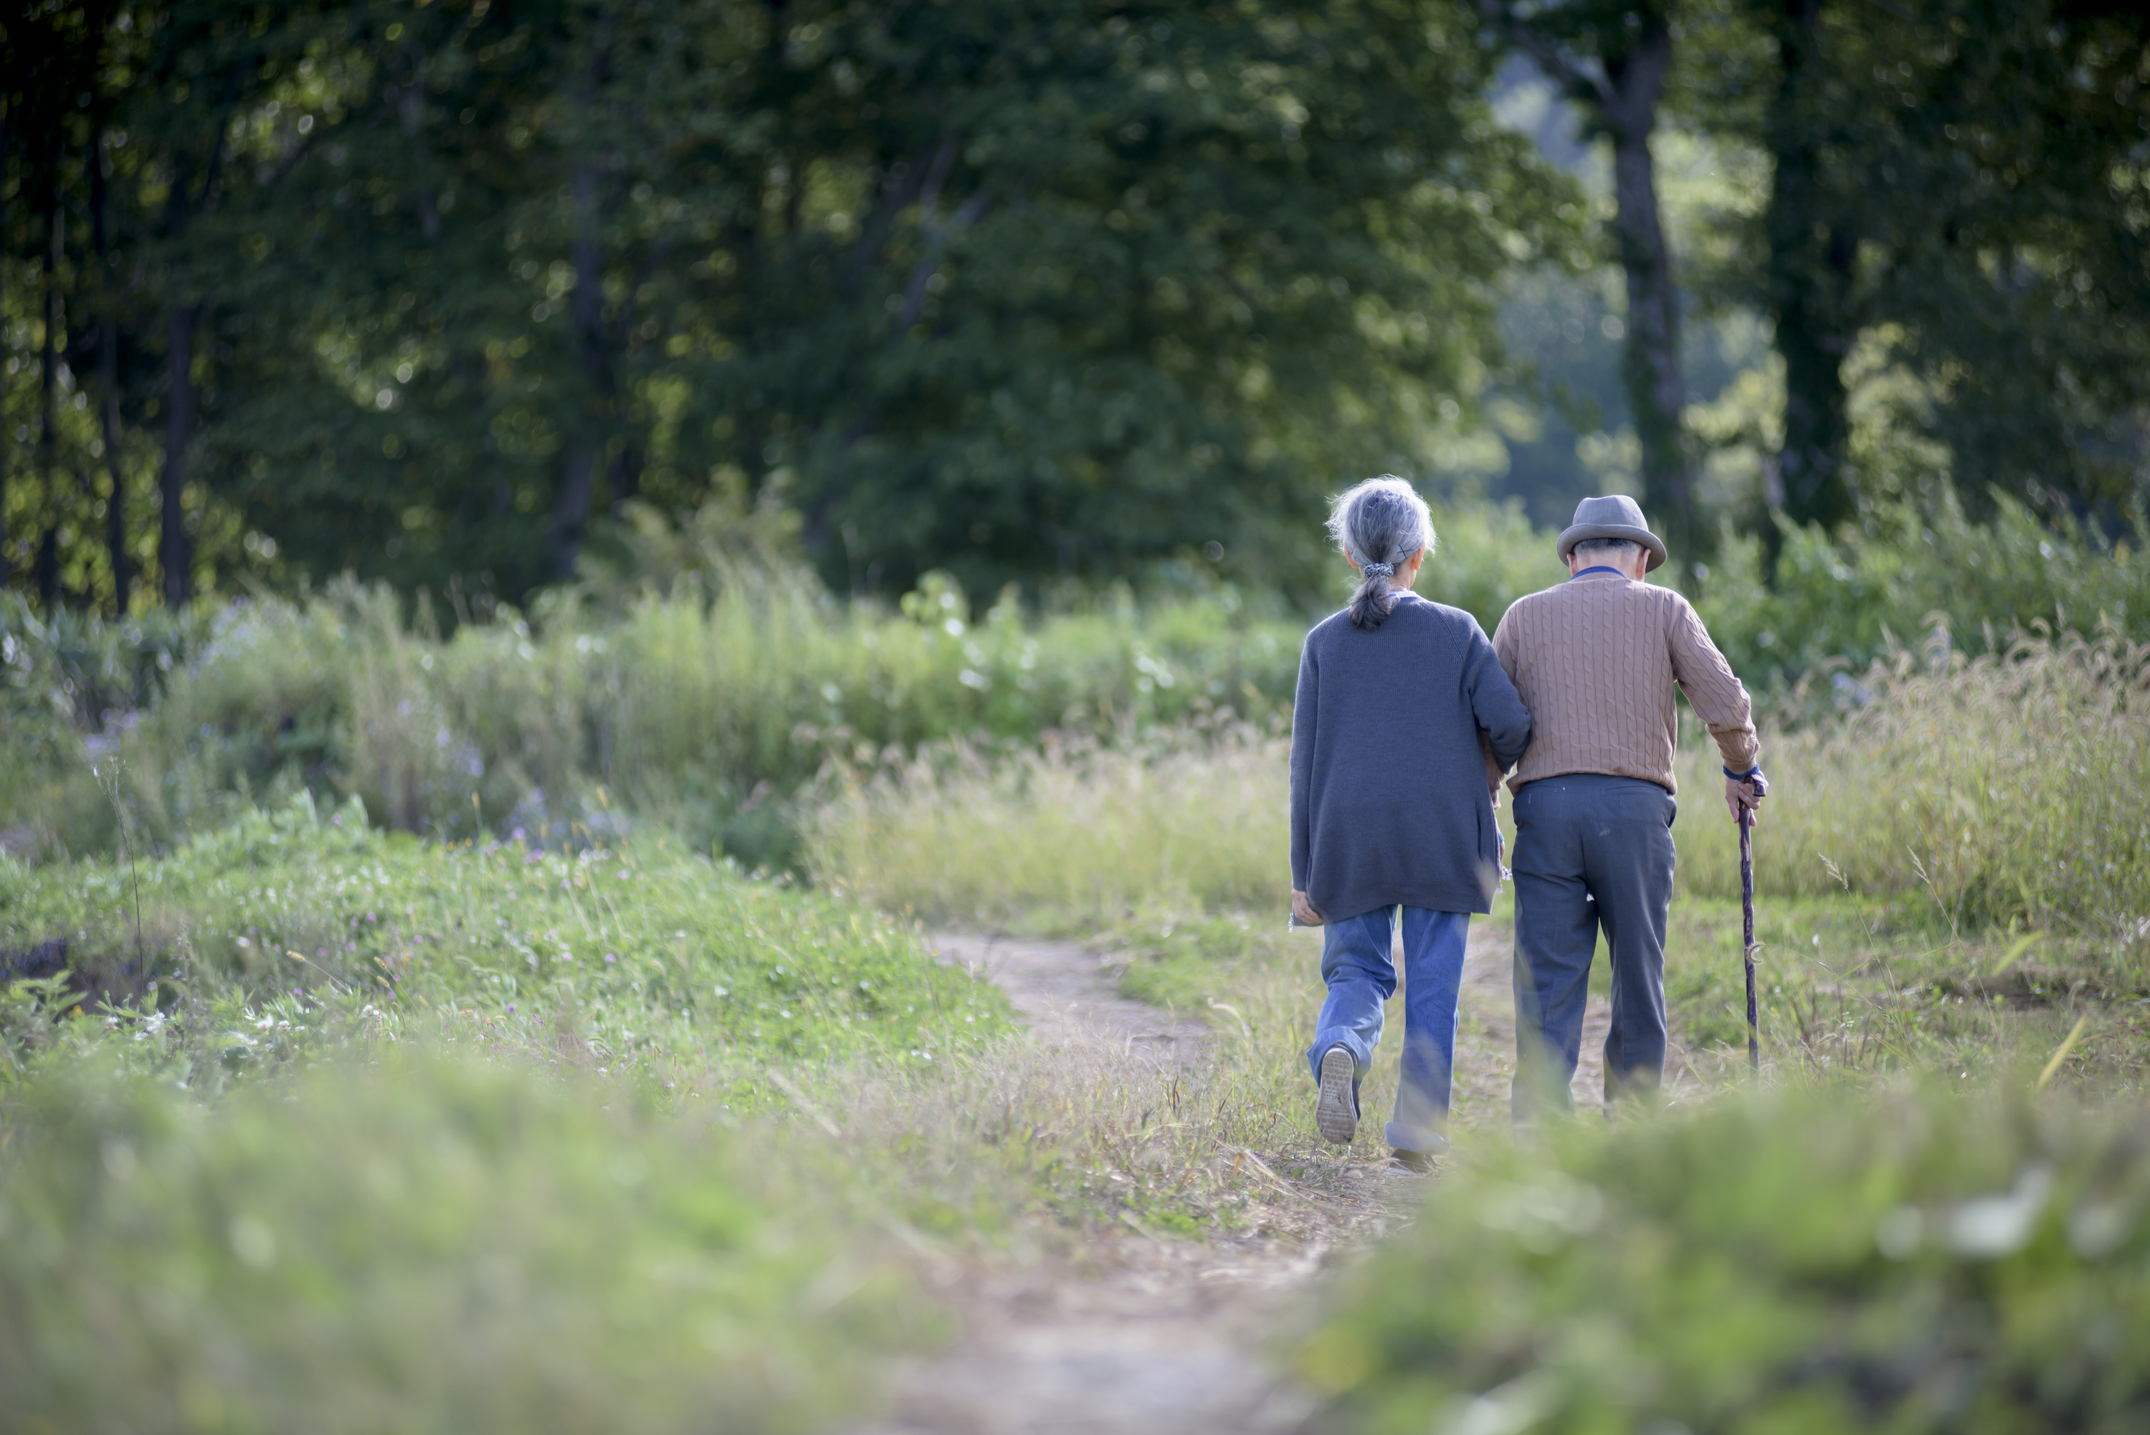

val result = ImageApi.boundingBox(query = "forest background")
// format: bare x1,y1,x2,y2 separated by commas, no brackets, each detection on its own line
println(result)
4,0,2146,618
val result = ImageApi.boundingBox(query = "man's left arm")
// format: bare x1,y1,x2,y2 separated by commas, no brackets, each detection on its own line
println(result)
1667,599,1764,821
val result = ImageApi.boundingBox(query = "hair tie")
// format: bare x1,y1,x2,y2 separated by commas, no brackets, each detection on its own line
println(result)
1362,562,1395,579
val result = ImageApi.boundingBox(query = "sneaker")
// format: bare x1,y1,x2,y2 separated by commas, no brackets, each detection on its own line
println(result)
1316,1046,1359,1145
1389,1147,1437,1174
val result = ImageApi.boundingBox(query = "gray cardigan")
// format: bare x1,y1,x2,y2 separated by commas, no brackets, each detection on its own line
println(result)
1289,593,1532,921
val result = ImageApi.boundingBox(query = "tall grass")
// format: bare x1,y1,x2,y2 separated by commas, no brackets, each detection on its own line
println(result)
812,629,2150,975
10,490,2150,870
1696,491,2150,698
1675,628,2150,950
1301,1086,2150,1432
808,723,1288,929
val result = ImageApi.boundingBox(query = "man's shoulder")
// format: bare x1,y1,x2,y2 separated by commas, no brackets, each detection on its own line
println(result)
1497,581,1576,629
1510,578,1693,612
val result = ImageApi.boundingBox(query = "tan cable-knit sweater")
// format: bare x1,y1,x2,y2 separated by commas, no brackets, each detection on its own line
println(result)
1489,570,1758,795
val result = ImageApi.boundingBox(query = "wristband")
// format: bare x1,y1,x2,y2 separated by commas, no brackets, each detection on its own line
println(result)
1723,765,1759,780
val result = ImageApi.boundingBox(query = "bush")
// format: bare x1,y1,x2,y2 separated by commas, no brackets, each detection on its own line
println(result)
0,1054,928,1434
1298,1087,2150,1433
1,575,1305,867
1695,492,2150,698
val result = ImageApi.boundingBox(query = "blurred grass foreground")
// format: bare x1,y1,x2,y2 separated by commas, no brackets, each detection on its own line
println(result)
1301,1088,2150,1433
2,1055,926,1435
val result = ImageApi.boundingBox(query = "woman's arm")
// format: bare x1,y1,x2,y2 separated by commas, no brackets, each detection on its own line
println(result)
1288,641,1318,902
1464,623,1531,770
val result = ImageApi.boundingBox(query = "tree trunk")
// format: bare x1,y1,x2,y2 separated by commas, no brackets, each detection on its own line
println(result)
36,182,64,611
161,304,199,606
0,100,10,589
100,352,129,613
1763,0,1857,537
1485,1,1697,563
93,124,130,613
549,159,614,581
1599,16,1695,564
549,13,622,581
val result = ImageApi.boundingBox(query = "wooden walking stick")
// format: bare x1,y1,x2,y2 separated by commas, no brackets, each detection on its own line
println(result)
1739,771,1769,1072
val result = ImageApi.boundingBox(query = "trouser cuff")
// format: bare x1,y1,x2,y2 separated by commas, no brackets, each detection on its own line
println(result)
1385,1118,1449,1154
1307,1031,1372,1083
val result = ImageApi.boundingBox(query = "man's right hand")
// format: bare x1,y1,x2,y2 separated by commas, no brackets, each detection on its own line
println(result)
1291,890,1324,926
1725,774,1765,825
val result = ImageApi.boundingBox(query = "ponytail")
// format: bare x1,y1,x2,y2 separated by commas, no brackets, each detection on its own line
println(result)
1348,562,1401,629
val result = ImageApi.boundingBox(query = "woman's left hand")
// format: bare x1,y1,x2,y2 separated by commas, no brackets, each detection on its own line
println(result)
1291,890,1324,926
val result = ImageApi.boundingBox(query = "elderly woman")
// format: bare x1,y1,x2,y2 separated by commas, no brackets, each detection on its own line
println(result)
1289,476,1532,1170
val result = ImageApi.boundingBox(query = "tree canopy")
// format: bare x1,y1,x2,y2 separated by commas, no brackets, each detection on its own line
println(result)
2,0,1575,607
3,0,2145,614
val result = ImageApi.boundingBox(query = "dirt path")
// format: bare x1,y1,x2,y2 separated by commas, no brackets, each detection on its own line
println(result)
850,922,1634,1435
926,934,1212,1059
849,932,1351,1435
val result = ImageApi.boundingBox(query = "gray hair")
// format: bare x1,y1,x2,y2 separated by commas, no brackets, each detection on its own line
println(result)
1573,537,1643,566
1327,476,1434,630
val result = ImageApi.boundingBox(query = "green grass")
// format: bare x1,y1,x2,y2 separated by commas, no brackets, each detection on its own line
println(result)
1297,1085,2150,1433
0,794,1011,1097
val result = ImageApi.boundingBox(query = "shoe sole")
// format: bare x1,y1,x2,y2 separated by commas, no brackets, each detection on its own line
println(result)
1316,1047,1358,1146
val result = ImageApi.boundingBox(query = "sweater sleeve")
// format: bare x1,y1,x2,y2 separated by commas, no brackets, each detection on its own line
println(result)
1667,597,1760,773
1485,611,1522,796
1464,620,1532,780
1288,638,1318,891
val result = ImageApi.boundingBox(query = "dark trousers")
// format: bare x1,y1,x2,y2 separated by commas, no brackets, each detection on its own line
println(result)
1510,774,1677,1116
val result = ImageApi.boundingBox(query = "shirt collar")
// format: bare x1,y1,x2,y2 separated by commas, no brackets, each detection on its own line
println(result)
1568,565,1630,581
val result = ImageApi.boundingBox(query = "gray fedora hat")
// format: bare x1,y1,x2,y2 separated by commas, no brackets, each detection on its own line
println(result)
1557,494,1668,572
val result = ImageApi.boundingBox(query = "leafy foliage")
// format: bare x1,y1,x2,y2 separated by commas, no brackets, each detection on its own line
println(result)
2,0,1576,606
1680,0,2150,530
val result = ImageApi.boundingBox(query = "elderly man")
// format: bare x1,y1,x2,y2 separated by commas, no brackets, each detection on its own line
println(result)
1490,495,1765,1114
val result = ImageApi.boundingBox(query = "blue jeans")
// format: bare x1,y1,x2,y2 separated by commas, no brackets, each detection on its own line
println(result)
1304,906,1470,1153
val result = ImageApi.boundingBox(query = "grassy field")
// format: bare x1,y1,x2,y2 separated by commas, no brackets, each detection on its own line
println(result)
9,512,2150,1430
2,1055,928,1435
